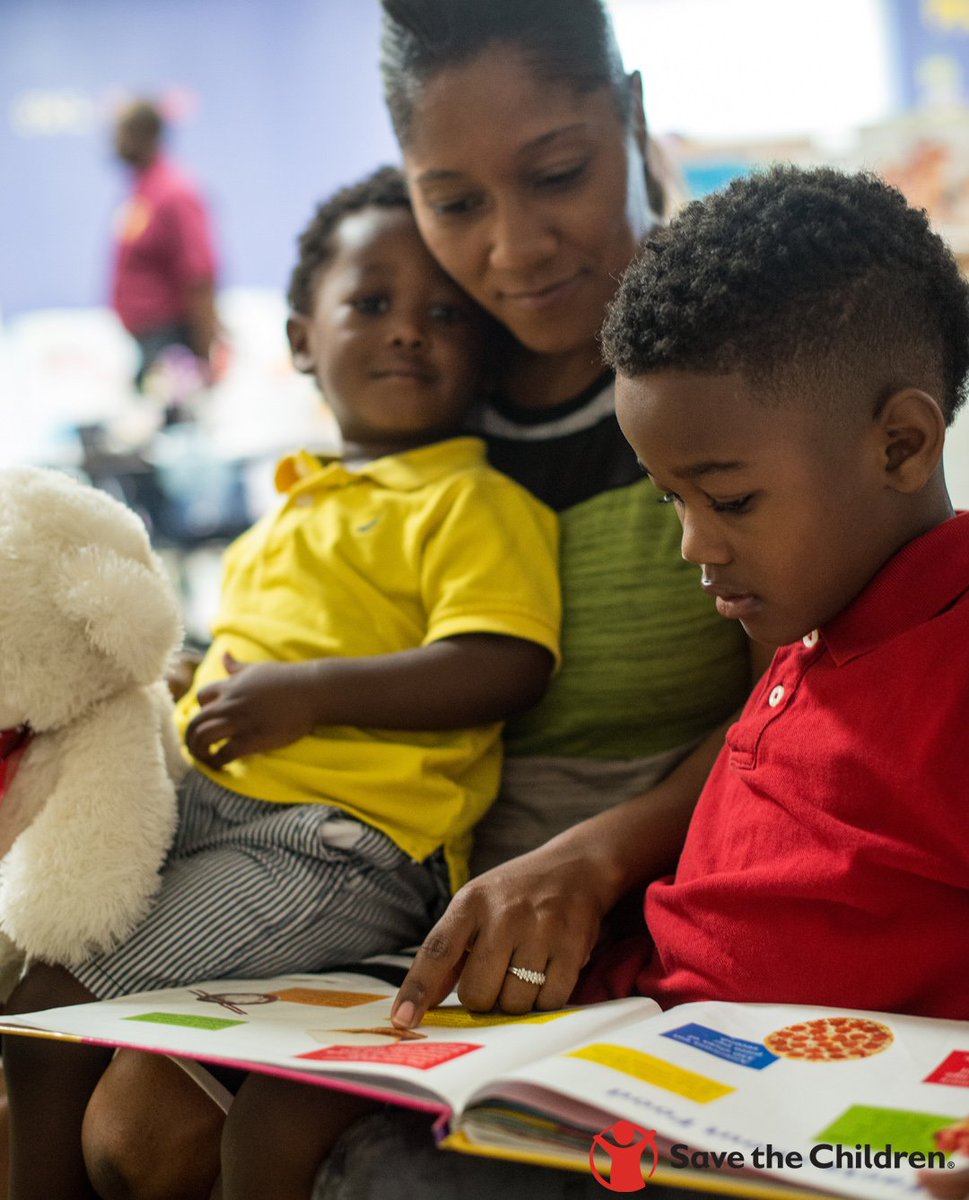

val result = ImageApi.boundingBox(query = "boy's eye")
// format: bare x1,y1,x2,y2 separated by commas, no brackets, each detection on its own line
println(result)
351,295,390,315
429,302,467,324
657,490,755,515
711,495,755,514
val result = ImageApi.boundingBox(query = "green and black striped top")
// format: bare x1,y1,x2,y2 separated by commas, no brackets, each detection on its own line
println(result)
473,374,750,762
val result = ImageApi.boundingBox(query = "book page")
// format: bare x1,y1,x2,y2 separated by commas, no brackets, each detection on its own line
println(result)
458,999,969,1200
0,969,660,1116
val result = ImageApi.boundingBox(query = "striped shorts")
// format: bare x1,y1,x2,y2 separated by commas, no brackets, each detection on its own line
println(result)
73,770,451,1000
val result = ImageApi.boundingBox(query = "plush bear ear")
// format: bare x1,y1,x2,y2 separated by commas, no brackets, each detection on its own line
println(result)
54,546,183,684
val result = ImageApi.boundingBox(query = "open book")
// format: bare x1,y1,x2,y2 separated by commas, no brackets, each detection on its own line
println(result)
2,958,967,1200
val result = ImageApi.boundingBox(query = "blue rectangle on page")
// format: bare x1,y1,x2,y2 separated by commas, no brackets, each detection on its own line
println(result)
662,1023,778,1069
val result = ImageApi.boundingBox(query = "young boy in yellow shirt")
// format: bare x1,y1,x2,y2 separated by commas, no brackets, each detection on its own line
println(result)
3,166,560,1200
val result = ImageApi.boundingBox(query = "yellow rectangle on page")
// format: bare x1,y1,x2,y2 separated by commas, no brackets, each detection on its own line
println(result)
422,1006,575,1028
568,1043,734,1103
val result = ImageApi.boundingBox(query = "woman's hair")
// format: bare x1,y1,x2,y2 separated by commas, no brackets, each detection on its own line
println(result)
380,0,670,217
381,0,627,138
287,166,410,316
601,165,969,425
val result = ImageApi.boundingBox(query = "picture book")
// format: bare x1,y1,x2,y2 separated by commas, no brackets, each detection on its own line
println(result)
2,957,967,1199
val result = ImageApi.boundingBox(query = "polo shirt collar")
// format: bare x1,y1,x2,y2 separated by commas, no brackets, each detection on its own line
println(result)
822,511,969,665
275,436,486,497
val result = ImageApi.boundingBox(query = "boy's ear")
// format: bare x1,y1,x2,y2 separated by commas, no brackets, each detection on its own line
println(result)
876,387,947,493
286,315,316,374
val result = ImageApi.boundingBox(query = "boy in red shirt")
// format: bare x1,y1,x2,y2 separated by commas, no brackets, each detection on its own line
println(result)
590,165,969,1028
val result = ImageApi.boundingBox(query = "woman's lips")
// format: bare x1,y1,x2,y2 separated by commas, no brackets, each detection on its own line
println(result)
499,273,582,310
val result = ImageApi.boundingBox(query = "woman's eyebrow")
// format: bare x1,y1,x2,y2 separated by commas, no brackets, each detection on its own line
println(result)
519,123,587,153
414,124,589,186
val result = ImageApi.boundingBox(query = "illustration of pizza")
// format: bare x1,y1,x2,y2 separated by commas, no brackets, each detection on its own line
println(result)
764,1017,894,1061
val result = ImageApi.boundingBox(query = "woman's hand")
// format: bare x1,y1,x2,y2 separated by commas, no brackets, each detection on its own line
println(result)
185,653,318,768
390,714,739,1029
391,839,620,1028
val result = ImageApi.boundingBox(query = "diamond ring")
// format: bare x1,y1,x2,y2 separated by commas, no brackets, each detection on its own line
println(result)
507,966,547,986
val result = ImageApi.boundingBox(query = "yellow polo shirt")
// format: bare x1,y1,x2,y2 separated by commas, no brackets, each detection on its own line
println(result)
176,437,560,887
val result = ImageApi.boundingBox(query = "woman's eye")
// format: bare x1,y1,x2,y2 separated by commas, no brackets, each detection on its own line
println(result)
352,295,390,315
658,491,682,507
535,162,588,190
428,194,482,218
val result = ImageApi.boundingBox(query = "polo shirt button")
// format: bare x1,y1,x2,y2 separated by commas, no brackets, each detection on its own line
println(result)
802,629,819,648
768,684,785,708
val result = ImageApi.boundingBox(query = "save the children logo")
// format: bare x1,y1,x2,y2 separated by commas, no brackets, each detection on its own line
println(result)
589,1128,956,1192
590,1120,659,1191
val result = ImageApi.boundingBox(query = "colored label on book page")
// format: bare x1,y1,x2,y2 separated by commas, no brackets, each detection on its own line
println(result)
298,1041,481,1070
126,1012,245,1032
662,1023,779,1069
273,987,386,1008
568,1044,734,1102
421,1007,575,1029
925,1050,969,1088
816,1104,961,1156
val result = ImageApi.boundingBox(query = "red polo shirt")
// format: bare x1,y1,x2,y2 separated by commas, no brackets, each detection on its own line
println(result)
111,156,217,335
586,512,969,1020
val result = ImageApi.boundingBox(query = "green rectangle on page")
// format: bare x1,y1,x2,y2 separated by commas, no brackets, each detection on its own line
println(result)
816,1105,958,1157
125,1012,245,1031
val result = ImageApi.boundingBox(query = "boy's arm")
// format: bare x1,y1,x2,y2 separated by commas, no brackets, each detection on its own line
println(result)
185,636,554,770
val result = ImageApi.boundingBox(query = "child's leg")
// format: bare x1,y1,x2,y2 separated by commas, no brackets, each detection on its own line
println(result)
61,773,448,1199
83,1051,227,1200
917,1164,969,1200
220,1076,376,1200
3,963,110,1200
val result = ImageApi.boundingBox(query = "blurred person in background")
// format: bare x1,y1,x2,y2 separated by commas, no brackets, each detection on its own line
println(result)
110,99,221,390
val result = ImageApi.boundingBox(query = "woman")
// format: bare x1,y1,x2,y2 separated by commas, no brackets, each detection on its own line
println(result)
377,0,756,1025
80,2,759,1197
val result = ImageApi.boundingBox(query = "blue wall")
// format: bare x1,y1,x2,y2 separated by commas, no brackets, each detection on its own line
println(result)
0,0,398,317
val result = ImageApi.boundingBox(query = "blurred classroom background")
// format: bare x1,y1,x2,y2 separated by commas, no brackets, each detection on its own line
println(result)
3,0,969,638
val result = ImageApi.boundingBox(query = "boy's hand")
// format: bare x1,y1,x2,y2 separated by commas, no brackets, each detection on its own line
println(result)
185,653,317,768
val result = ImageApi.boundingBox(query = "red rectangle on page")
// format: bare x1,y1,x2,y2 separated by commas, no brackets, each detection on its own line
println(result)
925,1050,969,1087
297,1041,481,1070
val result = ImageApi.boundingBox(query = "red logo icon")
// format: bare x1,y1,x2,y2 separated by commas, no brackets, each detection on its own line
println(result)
590,1119,659,1191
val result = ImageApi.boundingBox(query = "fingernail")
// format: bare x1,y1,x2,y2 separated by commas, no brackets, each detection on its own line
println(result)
393,1001,416,1029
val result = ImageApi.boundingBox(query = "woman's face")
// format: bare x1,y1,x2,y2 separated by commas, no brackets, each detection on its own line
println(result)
401,46,646,359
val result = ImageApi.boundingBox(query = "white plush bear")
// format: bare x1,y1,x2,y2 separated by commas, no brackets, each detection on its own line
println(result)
0,466,184,998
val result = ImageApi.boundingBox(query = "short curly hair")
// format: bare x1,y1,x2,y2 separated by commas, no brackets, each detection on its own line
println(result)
287,165,411,316
601,165,969,425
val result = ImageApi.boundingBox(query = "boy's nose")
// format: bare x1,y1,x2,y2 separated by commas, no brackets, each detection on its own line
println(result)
679,511,730,567
390,326,425,350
